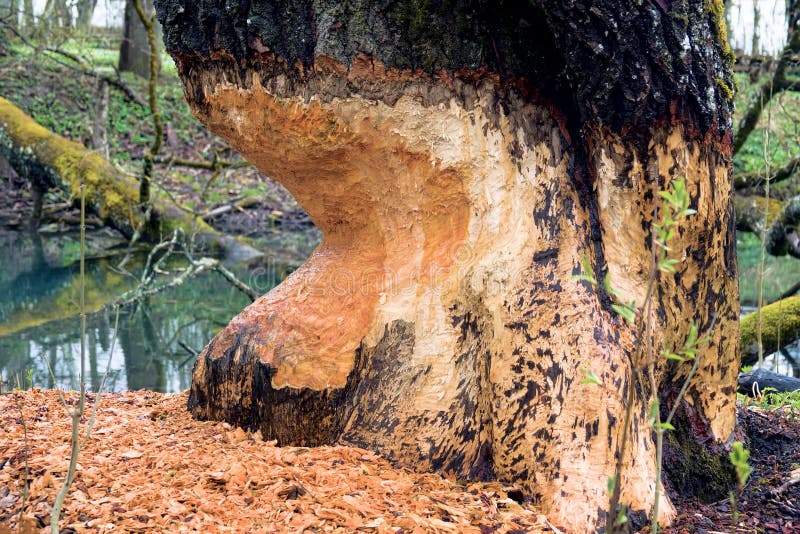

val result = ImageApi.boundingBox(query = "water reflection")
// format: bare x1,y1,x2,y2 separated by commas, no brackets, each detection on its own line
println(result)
0,233,293,393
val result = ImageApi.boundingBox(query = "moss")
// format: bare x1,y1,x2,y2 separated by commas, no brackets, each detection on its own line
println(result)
662,406,735,502
715,78,734,102
705,0,735,66
740,296,800,362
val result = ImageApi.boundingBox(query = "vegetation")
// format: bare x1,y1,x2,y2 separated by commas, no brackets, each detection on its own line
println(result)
0,1,798,532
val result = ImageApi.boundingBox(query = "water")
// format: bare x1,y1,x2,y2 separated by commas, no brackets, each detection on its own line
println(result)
0,230,295,393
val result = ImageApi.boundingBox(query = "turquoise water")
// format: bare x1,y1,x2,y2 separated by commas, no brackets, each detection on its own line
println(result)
0,230,295,393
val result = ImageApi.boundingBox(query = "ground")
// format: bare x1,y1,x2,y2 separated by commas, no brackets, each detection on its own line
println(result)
0,390,799,533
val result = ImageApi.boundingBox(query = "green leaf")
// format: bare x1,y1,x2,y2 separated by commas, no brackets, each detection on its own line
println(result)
655,422,675,431
729,441,751,487
648,399,660,427
607,475,617,495
581,367,601,385
574,255,597,286
662,350,684,362
612,304,635,325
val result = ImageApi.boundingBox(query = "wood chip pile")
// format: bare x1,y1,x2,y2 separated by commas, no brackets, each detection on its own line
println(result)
0,390,547,533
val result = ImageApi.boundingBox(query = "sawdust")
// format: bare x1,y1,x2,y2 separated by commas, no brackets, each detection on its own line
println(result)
0,389,547,533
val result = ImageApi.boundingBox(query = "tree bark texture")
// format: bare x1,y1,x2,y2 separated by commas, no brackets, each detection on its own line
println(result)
157,1,739,530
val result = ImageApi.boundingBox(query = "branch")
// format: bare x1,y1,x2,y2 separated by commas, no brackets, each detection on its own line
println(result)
734,155,800,191
0,19,146,108
154,155,246,170
732,5,800,155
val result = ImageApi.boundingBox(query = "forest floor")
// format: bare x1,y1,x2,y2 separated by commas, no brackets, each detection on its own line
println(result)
1,389,799,533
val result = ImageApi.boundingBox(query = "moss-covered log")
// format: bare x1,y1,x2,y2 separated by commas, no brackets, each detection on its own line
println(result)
741,296,800,366
158,1,739,531
0,96,259,260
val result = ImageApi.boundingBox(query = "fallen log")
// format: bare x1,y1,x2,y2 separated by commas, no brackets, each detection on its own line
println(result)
738,368,800,395
0,96,261,262
741,296,800,366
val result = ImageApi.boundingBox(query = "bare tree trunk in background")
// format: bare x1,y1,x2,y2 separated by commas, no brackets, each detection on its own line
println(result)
0,0,15,53
22,0,32,33
752,0,761,56
92,79,110,160
119,0,160,79
76,0,97,31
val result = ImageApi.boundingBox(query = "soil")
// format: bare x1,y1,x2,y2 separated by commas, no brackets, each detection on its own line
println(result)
1,390,799,533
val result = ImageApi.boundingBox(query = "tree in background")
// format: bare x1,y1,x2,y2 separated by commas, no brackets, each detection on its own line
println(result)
157,0,739,530
119,0,159,79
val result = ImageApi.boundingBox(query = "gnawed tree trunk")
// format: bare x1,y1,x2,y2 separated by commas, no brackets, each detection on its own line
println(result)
158,1,739,530
0,96,258,260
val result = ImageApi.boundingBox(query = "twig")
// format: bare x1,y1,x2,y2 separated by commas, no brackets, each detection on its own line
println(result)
0,19,146,107
50,184,87,533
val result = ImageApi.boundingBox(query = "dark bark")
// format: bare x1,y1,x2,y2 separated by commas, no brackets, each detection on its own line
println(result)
157,1,738,530
119,0,160,79
739,368,800,395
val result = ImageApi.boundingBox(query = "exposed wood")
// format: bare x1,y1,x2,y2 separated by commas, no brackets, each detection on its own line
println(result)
0,96,261,260
158,1,739,531
739,368,800,395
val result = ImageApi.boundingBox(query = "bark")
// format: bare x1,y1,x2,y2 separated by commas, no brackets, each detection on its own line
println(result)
119,0,159,79
738,368,800,395
157,1,739,531
0,96,260,260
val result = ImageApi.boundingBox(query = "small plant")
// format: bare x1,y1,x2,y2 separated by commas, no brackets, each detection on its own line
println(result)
729,441,752,524
576,177,707,534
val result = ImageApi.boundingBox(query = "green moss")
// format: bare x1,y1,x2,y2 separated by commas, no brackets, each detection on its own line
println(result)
663,407,735,501
740,296,800,361
715,78,734,102
705,0,735,65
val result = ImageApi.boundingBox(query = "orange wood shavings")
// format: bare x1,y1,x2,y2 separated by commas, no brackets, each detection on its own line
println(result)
0,390,548,533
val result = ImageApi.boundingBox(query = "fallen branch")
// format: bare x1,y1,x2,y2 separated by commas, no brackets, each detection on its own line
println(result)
741,296,800,366
0,19,146,108
0,96,261,261
738,368,800,395
154,155,246,170
734,155,800,191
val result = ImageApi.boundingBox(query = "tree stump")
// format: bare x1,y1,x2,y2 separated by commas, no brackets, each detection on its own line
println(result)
157,1,740,530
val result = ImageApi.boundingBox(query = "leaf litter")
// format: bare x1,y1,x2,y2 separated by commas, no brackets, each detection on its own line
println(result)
0,389,547,533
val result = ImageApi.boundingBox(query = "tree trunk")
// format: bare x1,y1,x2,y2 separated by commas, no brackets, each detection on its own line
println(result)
119,0,158,79
157,1,740,531
76,0,96,31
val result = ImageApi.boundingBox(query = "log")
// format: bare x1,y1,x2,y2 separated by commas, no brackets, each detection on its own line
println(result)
741,296,800,366
0,96,261,262
158,1,740,531
738,368,800,395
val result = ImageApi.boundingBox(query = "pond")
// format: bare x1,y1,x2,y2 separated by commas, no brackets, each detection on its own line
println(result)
0,228,302,393
3,226,800,393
